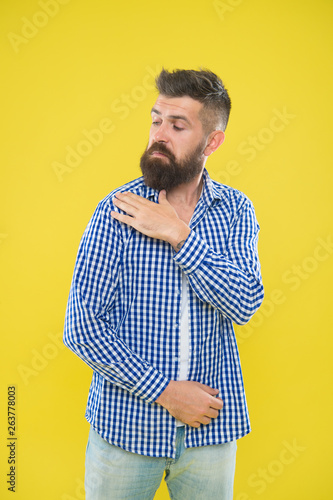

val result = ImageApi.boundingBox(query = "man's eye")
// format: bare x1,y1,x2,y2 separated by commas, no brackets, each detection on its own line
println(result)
152,121,161,126
173,125,184,131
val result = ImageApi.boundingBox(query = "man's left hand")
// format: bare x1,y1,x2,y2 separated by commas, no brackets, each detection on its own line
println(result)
111,190,190,251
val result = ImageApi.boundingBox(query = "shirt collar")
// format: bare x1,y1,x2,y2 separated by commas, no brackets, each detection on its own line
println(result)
200,168,222,208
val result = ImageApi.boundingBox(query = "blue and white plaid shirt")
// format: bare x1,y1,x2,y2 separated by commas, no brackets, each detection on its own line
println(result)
64,169,264,458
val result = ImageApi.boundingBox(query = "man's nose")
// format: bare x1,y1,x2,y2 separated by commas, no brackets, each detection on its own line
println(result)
153,123,169,143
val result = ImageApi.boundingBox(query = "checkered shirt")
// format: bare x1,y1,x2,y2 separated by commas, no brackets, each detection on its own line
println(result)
63,169,264,458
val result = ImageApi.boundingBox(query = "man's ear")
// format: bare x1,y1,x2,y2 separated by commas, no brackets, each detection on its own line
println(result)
204,130,225,157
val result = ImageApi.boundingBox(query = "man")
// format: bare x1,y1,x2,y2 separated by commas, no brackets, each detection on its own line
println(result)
64,68,264,499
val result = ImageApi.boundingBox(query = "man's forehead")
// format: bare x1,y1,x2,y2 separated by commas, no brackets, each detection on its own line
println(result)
152,95,203,119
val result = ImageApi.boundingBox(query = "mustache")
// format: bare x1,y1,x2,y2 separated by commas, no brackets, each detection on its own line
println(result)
146,142,175,160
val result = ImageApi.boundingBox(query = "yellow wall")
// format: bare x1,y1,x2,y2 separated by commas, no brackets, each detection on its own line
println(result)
1,0,332,498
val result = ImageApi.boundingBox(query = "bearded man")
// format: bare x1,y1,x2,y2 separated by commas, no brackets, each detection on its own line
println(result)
64,68,264,500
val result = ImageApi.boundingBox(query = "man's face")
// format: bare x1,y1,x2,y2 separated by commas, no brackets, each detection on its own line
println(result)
140,95,208,191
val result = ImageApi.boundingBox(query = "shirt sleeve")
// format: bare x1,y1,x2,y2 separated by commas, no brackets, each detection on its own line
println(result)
63,199,169,403
173,198,264,325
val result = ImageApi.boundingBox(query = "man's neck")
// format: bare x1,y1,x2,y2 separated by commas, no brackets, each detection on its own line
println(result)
166,171,204,209
165,171,204,225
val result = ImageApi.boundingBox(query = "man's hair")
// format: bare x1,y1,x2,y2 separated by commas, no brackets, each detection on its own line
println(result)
155,68,231,133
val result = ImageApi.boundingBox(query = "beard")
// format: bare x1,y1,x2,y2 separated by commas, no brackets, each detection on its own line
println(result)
139,141,206,191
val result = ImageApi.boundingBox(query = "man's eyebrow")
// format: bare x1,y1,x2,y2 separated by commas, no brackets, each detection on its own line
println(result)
151,107,190,124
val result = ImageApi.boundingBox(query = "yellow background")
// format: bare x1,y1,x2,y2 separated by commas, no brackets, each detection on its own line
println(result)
1,0,332,498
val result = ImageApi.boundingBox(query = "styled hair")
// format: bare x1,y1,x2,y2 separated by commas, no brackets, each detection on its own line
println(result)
155,68,231,133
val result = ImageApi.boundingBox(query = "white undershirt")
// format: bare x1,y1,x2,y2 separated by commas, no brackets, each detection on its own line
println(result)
176,272,190,427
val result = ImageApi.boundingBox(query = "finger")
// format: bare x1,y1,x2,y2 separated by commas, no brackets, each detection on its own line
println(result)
113,197,137,217
190,421,201,428
110,211,134,226
209,397,224,410
117,191,152,208
205,407,220,419
158,190,168,205
113,193,140,211
200,416,212,425
196,383,219,396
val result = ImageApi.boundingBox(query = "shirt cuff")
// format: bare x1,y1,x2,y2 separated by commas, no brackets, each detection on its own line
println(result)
173,230,208,274
130,364,170,404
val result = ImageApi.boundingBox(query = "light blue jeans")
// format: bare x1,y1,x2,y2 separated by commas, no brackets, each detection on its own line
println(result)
85,426,237,499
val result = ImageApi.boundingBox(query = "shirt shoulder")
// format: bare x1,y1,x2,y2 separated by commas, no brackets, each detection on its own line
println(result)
85,177,151,243
95,176,150,213
210,178,255,217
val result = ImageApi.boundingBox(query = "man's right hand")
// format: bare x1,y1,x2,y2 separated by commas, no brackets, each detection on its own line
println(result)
155,380,223,428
